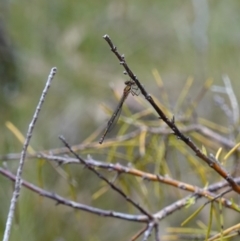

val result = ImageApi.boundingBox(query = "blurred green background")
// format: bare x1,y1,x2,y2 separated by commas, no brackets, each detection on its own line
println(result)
1,0,240,240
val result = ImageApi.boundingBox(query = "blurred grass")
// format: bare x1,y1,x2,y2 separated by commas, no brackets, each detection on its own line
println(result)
1,0,240,240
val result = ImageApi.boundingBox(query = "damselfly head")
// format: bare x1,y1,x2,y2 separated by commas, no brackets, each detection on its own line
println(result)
124,80,135,86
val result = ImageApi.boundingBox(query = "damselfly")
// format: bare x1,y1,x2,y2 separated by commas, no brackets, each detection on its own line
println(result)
99,80,139,144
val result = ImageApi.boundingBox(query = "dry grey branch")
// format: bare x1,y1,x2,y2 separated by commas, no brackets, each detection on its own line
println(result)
2,67,57,241
0,167,147,223
142,222,155,241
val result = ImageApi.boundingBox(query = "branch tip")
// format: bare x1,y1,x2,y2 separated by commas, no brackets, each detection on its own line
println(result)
103,34,109,39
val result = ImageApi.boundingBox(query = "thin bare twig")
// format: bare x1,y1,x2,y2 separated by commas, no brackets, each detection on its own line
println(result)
3,67,57,241
59,136,153,219
154,223,160,241
142,222,155,241
131,225,149,241
153,183,235,222
211,75,239,125
0,167,147,223
37,154,240,211
8,150,237,211
1,123,237,161
222,75,239,125
102,34,240,194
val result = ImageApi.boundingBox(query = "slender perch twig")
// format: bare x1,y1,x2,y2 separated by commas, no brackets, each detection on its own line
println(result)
102,34,240,194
